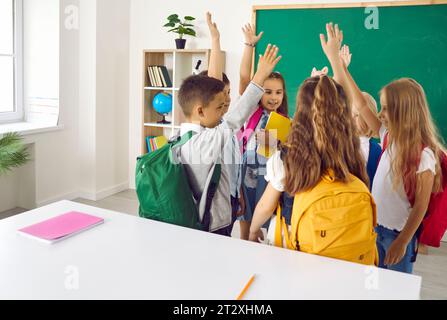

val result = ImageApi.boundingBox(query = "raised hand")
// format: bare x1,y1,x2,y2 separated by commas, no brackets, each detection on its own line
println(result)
340,45,352,68
242,23,264,46
252,44,282,86
320,22,343,64
311,66,329,77
206,12,220,40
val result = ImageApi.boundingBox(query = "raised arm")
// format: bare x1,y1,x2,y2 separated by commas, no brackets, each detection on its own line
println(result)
320,23,381,137
249,183,281,242
385,171,434,266
239,24,264,95
224,44,282,130
206,12,223,81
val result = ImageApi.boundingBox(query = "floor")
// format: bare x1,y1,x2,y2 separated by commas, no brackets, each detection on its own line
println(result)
1,189,446,300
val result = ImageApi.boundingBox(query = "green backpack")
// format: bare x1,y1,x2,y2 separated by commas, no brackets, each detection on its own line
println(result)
135,132,220,231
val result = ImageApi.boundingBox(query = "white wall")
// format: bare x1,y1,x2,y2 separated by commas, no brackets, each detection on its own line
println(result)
1,0,131,210
78,0,130,199
95,0,130,196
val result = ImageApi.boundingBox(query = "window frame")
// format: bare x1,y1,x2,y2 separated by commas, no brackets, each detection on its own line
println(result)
0,0,24,123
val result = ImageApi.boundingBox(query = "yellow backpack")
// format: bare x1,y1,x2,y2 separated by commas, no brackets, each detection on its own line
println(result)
275,172,379,266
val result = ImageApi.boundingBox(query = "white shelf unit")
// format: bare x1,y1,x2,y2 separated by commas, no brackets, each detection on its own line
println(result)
141,49,226,155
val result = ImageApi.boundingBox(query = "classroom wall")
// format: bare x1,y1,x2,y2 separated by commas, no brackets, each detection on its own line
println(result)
0,0,130,210
78,0,130,199
67,0,131,201
95,0,130,197
23,0,80,207
128,0,409,189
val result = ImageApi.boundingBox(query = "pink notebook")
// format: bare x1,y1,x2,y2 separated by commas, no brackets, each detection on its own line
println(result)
18,211,104,244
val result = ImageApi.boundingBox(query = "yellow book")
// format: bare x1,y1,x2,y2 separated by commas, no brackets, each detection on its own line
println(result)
154,136,168,149
257,111,292,158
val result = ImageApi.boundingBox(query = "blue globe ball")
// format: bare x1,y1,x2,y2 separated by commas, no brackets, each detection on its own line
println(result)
152,92,173,115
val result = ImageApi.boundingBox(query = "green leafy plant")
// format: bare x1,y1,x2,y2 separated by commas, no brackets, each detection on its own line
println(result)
163,14,196,39
0,132,30,175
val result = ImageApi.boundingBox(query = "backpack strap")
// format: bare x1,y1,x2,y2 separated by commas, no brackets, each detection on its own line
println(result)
289,193,314,250
201,164,222,232
377,132,389,166
367,139,382,189
237,107,264,154
274,205,293,249
171,131,222,231
172,131,195,148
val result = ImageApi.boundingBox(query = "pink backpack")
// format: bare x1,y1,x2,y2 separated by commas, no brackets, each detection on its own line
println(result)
237,107,263,154
380,133,447,247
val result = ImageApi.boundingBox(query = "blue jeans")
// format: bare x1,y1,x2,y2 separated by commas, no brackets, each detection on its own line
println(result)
376,225,418,274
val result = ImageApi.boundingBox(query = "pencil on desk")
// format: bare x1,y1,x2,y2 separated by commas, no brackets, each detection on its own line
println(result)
236,274,256,300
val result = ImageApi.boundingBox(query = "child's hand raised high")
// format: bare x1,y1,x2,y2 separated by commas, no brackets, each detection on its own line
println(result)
252,44,282,87
320,22,343,64
206,12,220,40
340,45,352,68
242,23,263,46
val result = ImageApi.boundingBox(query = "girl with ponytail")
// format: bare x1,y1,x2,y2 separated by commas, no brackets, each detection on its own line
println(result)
249,72,370,242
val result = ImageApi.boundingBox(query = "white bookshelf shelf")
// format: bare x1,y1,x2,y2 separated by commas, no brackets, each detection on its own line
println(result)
144,122,173,128
144,87,178,91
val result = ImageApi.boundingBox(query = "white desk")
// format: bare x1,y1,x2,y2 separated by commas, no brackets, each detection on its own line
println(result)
0,200,421,300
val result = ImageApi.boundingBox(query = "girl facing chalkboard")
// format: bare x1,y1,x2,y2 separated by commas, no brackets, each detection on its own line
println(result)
323,22,445,274
237,24,291,240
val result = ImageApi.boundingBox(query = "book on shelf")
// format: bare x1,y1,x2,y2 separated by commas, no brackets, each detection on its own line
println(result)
157,66,167,87
147,67,156,87
158,66,173,87
146,135,168,153
147,66,173,88
153,66,162,87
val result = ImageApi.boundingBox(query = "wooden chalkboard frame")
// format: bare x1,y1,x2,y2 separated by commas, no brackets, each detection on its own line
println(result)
250,0,447,76
253,0,447,12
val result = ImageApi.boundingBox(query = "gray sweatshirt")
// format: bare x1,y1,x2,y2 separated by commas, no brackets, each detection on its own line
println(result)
178,82,264,231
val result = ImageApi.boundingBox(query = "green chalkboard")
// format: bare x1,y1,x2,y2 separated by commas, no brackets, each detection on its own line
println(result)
254,2,447,141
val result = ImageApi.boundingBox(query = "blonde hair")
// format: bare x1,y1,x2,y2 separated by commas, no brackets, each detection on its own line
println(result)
283,76,368,194
355,92,378,138
381,78,445,196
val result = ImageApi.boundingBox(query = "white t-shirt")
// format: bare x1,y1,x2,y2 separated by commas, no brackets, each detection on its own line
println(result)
264,151,286,192
372,125,436,231
360,136,370,163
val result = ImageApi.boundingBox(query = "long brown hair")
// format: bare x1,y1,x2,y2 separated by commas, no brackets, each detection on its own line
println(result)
381,78,445,196
283,76,368,194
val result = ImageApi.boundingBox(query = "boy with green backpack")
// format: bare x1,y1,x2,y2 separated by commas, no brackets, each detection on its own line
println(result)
136,44,281,235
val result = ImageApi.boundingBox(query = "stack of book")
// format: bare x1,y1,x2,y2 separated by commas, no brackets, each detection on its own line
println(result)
148,66,173,88
146,135,168,154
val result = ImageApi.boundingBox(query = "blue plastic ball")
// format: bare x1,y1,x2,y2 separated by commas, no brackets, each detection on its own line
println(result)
152,92,173,115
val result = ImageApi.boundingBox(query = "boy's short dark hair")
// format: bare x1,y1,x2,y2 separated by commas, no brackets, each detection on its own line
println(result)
178,75,225,117
198,70,230,85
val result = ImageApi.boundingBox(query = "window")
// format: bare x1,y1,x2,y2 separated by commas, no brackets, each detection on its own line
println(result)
0,0,23,122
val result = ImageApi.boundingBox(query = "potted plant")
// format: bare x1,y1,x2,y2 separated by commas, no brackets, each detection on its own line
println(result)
163,14,196,49
0,132,30,175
